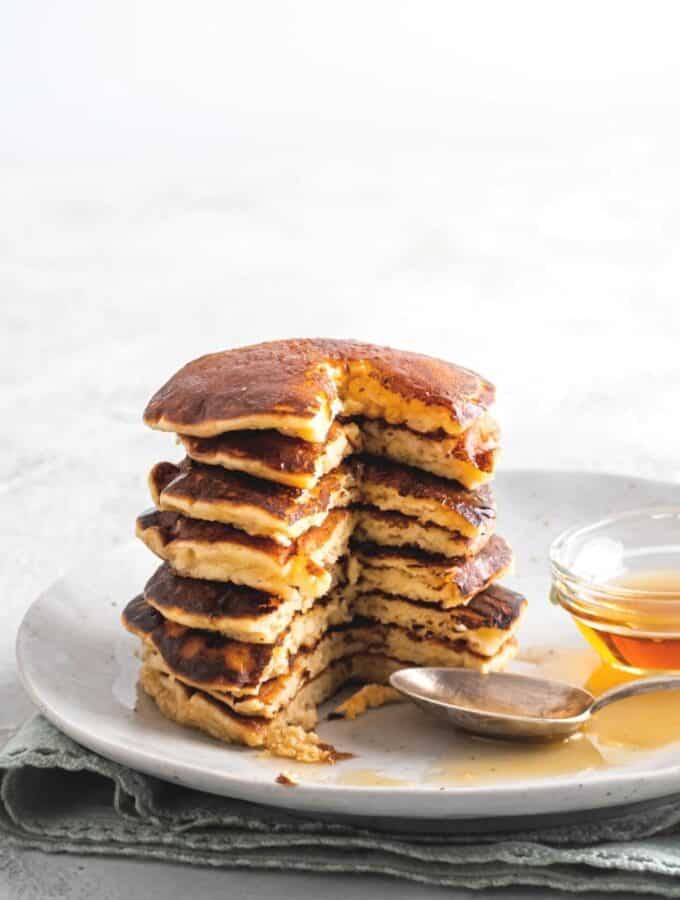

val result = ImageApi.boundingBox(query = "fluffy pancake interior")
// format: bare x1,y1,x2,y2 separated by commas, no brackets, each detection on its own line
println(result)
352,584,526,656
354,534,513,608
358,415,499,488
358,456,495,538
341,362,476,438
353,506,489,558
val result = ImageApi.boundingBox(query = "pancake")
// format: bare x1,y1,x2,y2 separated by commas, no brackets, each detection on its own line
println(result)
123,591,354,695
184,626,375,718
352,506,489,558
147,455,492,547
208,621,518,718
347,642,518,689
358,414,500,489
143,339,495,441
360,621,519,672
143,562,348,643
359,456,495,538
178,413,498,491
125,574,525,695
141,563,525,655
139,632,519,748
135,507,354,599
148,459,358,544
352,584,527,656
140,652,356,749
354,534,513,608
140,621,515,720
179,421,362,489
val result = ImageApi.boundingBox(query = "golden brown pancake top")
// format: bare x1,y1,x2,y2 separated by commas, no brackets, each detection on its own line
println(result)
126,594,371,691
143,338,495,437
122,595,159,636
360,455,495,528
180,421,353,477
145,563,284,620
463,584,525,630
136,508,293,563
136,507,350,565
123,596,276,688
149,457,356,525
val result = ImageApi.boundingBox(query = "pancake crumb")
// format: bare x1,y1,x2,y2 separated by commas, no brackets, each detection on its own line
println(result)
263,725,351,764
330,684,403,720
275,772,298,787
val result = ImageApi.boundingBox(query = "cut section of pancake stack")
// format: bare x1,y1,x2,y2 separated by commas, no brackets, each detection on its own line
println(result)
123,339,527,760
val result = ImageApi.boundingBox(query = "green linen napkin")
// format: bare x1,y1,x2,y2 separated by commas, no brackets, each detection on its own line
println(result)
3,716,680,895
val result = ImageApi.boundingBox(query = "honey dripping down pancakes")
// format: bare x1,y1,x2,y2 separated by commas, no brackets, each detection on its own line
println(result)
125,339,526,762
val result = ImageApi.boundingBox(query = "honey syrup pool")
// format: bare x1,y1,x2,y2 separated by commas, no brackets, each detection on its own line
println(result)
423,646,680,787
558,569,680,674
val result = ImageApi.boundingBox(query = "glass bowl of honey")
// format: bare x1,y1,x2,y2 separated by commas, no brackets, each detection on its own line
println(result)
550,507,680,674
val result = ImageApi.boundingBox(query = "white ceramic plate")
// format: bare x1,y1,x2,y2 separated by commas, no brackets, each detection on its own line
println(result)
16,470,680,823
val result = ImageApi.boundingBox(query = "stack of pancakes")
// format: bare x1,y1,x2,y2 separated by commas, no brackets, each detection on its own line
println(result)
123,339,526,758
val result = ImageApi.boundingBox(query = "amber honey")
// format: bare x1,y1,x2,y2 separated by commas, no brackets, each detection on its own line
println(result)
550,506,680,674
557,569,680,674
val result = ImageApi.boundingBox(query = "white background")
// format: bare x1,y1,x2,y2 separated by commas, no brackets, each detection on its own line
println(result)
1,2,680,896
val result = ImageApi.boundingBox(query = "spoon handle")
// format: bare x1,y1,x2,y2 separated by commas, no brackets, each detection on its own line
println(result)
590,675,680,715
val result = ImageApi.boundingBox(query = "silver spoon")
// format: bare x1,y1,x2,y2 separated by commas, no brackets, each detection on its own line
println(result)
389,668,680,740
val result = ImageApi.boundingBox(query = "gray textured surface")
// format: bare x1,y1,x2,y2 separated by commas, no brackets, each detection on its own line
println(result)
3,717,680,897
0,855,636,900
3,1,680,896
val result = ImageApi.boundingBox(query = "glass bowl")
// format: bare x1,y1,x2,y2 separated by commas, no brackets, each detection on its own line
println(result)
550,506,680,674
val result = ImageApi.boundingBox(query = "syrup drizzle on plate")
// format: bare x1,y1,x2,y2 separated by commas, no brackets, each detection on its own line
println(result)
425,647,680,786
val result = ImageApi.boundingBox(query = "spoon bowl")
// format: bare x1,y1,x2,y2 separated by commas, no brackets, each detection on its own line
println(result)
389,668,680,741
